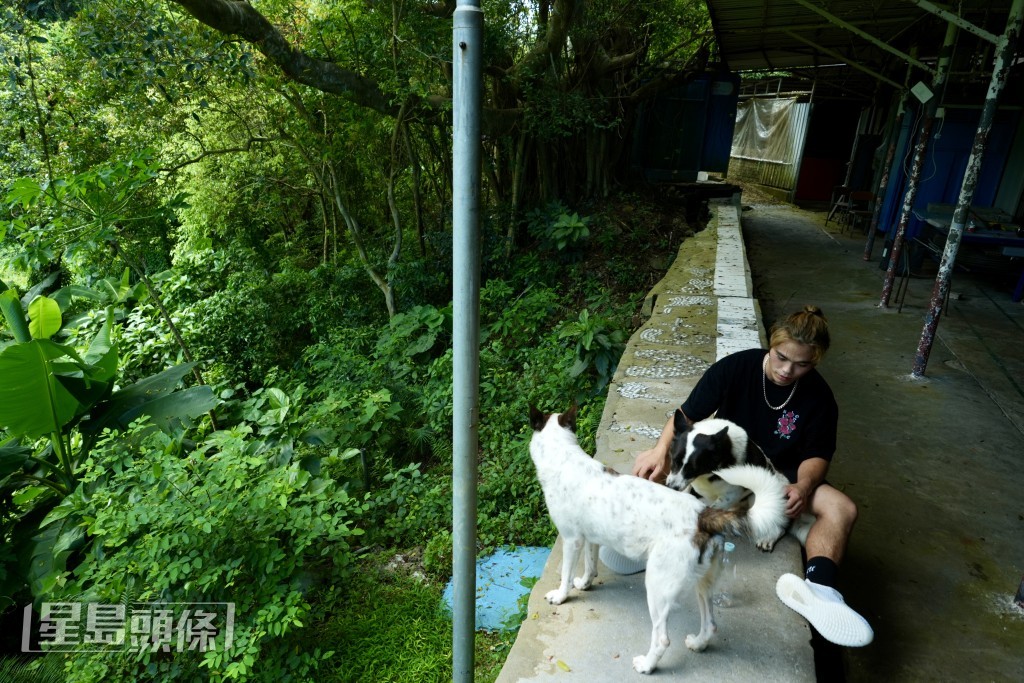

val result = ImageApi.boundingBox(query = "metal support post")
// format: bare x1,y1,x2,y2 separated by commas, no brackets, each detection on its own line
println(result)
864,62,915,261
879,22,957,308
452,1,483,680
913,0,1024,377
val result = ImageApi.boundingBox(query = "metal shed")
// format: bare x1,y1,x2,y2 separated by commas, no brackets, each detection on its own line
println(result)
705,0,1024,375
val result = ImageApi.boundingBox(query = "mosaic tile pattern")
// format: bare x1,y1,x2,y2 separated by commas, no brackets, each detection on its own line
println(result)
616,382,654,400
683,277,714,292
639,327,665,343
614,205,751,394
638,323,712,346
624,354,709,378
664,295,713,308
608,421,664,440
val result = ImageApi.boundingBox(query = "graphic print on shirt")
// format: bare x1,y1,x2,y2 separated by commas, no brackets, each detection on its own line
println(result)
775,411,798,439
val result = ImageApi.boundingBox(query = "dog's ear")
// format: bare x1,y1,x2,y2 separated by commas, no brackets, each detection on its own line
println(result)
673,408,691,434
711,425,730,443
558,404,579,432
529,404,548,432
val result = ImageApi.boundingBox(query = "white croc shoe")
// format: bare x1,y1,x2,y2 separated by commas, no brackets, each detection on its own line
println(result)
598,546,647,575
776,573,874,647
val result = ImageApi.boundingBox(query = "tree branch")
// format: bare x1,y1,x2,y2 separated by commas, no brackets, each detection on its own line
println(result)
162,137,276,173
509,0,577,81
168,0,396,115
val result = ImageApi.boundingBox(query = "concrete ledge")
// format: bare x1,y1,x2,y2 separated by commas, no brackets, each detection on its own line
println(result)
497,201,814,681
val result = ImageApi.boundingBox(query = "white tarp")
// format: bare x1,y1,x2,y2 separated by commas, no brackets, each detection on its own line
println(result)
731,97,800,163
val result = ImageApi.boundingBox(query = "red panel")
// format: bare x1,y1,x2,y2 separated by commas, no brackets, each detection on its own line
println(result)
795,157,845,202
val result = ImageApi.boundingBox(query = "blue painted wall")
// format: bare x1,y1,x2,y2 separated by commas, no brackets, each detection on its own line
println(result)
879,105,1022,239
631,72,740,182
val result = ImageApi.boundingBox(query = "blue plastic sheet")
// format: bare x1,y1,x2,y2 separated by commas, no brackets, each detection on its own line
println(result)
443,546,551,631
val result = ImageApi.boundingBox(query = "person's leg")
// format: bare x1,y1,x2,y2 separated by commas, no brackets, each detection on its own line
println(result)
776,485,873,647
802,483,857,588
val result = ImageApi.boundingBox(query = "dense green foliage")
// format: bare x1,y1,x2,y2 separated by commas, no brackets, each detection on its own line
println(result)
1,1,709,680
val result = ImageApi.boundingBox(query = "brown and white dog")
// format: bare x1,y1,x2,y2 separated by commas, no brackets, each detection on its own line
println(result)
664,409,813,550
528,405,789,674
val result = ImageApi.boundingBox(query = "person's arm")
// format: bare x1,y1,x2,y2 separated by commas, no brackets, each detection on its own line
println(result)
634,354,733,482
784,456,829,518
632,410,692,482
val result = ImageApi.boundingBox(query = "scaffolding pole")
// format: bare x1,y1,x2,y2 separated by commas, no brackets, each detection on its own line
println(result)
879,22,957,308
452,1,483,680
863,62,915,262
913,0,1024,377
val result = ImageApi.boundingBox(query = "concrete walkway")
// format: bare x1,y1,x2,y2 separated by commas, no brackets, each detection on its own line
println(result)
498,194,1024,681
497,198,816,682
743,200,1024,682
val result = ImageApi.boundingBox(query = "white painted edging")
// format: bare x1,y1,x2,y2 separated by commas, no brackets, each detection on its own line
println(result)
713,201,766,359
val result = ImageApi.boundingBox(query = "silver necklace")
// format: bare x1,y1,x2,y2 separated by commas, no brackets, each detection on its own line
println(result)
762,354,798,411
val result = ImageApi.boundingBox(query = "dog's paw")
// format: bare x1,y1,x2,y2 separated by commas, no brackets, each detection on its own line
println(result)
631,655,654,674
572,575,593,591
544,589,568,605
685,633,709,651
756,537,778,552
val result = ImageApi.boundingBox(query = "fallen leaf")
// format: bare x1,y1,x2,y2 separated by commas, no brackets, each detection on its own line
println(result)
556,660,571,672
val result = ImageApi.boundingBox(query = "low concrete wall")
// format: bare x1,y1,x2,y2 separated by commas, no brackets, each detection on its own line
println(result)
496,200,815,682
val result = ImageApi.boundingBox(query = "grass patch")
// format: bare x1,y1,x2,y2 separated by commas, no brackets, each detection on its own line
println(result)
475,630,520,681
314,558,528,682
317,566,453,682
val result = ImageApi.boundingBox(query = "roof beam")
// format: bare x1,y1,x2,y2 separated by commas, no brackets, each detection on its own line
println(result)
785,69,874,100
728,17,915,36
790,0,936,74
785,31,905,89
909,0,1000,45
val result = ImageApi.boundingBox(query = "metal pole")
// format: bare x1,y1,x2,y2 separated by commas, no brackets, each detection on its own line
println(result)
863,61,915,261
910,0,1000,45
879,22,957,308
913,0,1024,377
452,1,483,681
862,102,904,261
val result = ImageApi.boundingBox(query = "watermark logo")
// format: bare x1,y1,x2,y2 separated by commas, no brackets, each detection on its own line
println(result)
22,602,235,653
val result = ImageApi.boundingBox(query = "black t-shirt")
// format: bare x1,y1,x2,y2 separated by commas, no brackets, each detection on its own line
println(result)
680,348,838,482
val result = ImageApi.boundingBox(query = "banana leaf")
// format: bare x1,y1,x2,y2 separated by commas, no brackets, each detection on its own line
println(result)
0,340,83,438
80,363,217,436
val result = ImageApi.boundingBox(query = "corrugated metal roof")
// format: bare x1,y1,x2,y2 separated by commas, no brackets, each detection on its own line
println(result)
705,1,1018,101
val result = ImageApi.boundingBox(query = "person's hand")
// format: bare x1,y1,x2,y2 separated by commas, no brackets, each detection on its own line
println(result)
633,446,669,484
784,483,810,518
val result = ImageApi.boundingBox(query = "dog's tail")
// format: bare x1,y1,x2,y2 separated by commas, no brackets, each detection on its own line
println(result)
695,464,788,544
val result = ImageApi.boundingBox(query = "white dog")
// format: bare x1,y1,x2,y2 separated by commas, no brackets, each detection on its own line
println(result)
528,405,789,674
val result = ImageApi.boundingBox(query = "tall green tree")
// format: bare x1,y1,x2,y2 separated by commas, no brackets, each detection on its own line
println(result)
3,0,712,317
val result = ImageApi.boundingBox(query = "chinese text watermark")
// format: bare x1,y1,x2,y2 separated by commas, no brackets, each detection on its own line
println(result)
22,602,235,653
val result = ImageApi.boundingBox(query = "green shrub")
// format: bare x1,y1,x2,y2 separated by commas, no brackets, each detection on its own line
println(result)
47,409,365,682
422,529,453,582
526,201,592,255
363,463,451,549
557,307,627,398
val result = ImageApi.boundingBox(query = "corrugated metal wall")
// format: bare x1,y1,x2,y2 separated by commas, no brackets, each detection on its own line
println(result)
728,100,812,197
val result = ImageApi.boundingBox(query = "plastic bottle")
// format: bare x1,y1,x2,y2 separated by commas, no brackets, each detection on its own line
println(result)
714,542,737,607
